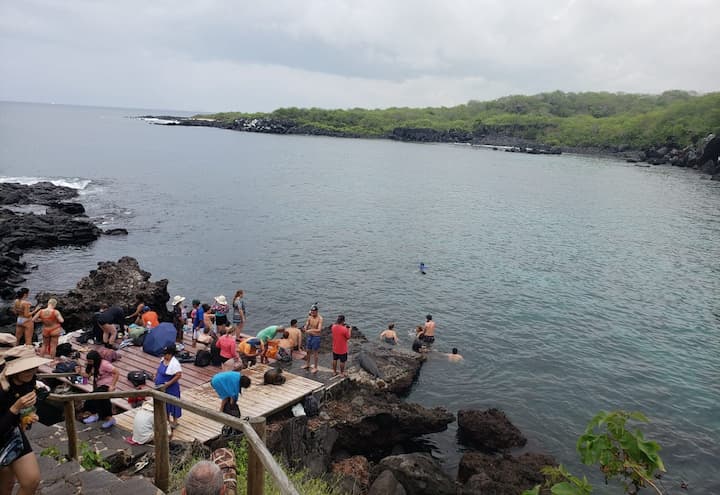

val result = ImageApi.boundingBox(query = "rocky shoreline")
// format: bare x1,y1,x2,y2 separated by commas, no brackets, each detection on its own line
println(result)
140,115,720,172
0,182,129,324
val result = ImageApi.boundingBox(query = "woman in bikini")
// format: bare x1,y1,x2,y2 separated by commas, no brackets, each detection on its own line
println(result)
33,298,64,359
13,289,39,347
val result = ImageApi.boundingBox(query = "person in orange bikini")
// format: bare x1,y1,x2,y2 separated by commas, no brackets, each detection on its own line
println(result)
33,298,64,359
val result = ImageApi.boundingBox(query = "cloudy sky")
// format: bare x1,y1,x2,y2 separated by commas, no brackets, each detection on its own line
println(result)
1,0,718,112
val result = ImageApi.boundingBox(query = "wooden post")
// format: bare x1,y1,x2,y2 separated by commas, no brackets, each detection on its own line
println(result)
247,416,267,495
153,397,170,493
63,401,78,460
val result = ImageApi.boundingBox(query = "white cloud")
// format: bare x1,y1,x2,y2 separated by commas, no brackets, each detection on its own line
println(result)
0,0,718,111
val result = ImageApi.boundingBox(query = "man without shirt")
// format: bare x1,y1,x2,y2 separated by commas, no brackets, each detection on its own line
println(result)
422,314,436,344
286,319,303,351
302,305,323,373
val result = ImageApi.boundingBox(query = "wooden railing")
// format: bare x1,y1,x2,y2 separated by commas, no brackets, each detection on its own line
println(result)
42,378,300,495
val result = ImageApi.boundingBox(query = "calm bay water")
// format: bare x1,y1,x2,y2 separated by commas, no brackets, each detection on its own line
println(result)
1,102,718,492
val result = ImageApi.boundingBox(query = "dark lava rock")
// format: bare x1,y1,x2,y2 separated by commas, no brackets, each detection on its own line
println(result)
368,470,407,495
458,451,557,494
36,256,170,331
45,202,85,215
266,415,339,476
324,389,454,454
0,181,77,205
370,453,458,495
103,228,129,236
346,341,426,395
457,408,527,451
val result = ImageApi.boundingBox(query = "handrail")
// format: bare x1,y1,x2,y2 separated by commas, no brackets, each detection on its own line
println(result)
46,388,300,495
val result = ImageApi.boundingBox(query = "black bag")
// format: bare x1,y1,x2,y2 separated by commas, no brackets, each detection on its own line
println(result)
221,400,242,437
177,350,194,363
303,395,319,417
127,370,153,387
54,360,78,374
276,347,292,363
55,343,73,357
76,329,94,344
194,350,211,367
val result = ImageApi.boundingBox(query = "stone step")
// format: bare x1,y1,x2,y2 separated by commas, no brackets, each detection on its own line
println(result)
23,422,163,495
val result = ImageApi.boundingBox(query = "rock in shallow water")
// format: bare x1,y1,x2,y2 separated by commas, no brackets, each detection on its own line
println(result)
370,453,457,495
458,451,556,494
457,408,527,451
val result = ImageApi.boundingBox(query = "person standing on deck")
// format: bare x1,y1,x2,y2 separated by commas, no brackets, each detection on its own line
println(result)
171,295,186,343
155,344,182,429
232,290,246,340
331,315,352,376
302,305,323,373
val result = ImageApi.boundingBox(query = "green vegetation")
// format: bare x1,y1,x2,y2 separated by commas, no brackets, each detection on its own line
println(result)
524,410,666,495
79,442,109,471
229,439,342,495
40,445,64,462
198,90,720,149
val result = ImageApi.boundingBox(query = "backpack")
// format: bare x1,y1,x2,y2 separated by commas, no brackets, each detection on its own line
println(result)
76,328,94,344
276,347,292,363
132,331,147,347
194,350,211,367
128,325,147,340
55,343,73,357
221,400,242,437
54,360,78,374
177,350,195,363
303,395,319,417
127,370,153,387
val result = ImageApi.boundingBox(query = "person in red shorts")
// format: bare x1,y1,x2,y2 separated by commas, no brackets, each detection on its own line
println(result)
331,315,352,377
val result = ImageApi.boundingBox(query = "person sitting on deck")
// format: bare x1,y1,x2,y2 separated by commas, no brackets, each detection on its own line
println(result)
141,306,160,329
286,319,303,351
215,328,239,366
276,330,294,362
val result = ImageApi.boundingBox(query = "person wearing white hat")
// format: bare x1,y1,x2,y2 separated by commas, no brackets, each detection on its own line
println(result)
211,295,230,335
172,295,187,344
0,346,51,495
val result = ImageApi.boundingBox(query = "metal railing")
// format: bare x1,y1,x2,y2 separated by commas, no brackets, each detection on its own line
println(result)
41,376,299,495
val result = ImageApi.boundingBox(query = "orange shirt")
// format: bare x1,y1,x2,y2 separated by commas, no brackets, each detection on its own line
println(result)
141,311,160,328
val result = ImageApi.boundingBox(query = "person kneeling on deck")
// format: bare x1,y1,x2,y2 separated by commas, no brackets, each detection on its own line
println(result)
125,399,170,446
238,339,259,368
254,325,285,364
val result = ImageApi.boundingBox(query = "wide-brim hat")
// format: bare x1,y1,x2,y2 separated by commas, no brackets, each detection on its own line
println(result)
2,346,51,376
172,295,186,306
214,295,228,306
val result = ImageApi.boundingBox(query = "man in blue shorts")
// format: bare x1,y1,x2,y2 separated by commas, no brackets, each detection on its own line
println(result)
301,305,323,373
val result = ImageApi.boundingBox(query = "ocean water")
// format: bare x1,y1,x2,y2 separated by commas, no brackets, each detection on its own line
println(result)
1,101,718,492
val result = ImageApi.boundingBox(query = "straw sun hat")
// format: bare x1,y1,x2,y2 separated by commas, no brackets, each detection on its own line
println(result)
214,295,228,306
171,295,186,306
0,346,51,376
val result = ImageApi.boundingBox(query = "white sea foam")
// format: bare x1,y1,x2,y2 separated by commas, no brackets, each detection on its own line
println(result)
0,176,91,190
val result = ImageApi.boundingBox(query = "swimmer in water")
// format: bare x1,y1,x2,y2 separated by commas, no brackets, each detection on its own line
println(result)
419,262,426,274
379,323,399,345
446,348,463,362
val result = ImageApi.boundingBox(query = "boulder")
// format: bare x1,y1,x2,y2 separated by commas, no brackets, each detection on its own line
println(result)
371,453,457,495
324,389,454,454
457,408,527,451
103,228,129,236
346,342,426,395
45,202,85,215
458,451,556,494
368,470,406,495
36,257,170,331
699,159,719,176
331,456,370,495
266,415,338,476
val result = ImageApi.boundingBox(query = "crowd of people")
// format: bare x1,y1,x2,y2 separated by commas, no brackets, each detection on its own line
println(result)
0,284,461,494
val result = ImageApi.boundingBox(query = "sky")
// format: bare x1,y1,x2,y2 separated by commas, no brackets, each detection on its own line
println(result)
1,0,718,113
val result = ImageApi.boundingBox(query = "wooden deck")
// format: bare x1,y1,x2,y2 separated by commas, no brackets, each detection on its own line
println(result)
115,363,324,442
40,329,323,443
